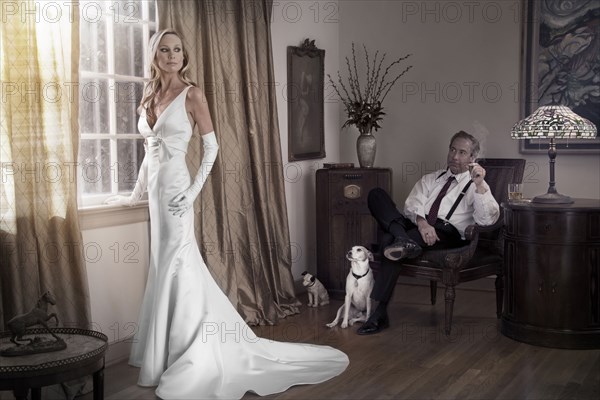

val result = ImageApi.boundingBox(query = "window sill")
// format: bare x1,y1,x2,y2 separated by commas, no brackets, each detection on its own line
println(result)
79,202,149,230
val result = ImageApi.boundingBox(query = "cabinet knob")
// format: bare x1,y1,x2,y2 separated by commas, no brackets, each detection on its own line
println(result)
538,280,544,292
551,282,557,294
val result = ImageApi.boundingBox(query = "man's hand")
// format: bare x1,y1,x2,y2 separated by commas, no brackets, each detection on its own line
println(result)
468,162,488,193
417,217,438,246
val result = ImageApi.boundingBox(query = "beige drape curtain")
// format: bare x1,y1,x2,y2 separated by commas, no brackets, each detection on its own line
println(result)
158,0,300,325
0,2,90,331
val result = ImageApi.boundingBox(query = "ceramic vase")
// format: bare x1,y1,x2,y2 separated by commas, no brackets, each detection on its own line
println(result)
356,130,376,168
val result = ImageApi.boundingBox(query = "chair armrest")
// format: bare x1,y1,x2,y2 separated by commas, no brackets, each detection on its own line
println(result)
476,219,505,255
457,224,479,263
477,219,503,235
464,224,479,241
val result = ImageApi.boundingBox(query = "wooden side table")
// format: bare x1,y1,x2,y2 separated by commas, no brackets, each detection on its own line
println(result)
0,328,108,400
501,198,600,349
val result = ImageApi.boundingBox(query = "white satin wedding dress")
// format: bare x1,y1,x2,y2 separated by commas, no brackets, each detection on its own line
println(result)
128,86,349,399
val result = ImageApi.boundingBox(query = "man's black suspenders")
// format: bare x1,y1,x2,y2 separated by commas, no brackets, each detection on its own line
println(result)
434,169,474,223
444,180,474,222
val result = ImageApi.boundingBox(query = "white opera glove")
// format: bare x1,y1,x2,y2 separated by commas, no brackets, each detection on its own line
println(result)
169,131,219,217
104,153,148,207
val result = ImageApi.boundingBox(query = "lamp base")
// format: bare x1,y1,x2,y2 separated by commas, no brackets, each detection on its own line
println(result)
532,192,574,204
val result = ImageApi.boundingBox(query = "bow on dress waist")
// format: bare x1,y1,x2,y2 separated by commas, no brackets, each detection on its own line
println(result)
146,135,188,160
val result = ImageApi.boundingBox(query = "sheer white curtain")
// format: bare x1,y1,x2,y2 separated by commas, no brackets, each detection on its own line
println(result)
0,1,90,332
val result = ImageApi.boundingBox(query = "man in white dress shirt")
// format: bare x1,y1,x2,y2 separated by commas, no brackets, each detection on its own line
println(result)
357,130,500,335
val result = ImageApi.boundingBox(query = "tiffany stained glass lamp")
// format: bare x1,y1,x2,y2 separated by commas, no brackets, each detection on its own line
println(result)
511,105,597,204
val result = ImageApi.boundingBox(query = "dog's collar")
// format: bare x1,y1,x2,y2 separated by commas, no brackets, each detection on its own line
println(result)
352,268,370,280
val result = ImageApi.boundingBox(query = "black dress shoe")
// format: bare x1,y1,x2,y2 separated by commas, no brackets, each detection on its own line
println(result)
404,240,422,259
356,314,390,335
383,237,422,261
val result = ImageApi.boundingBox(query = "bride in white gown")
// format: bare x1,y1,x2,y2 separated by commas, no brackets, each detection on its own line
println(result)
105,29,348,399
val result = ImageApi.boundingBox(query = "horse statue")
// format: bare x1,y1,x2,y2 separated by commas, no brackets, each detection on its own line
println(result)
7,291,61,346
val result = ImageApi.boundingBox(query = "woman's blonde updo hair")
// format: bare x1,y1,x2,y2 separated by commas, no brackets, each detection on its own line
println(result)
139,29,196,123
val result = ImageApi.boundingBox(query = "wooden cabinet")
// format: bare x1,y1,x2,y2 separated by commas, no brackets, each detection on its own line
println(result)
502,199,600,349
316,168,391,296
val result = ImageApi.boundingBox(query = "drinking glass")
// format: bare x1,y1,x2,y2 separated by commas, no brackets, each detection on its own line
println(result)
508,183,523,201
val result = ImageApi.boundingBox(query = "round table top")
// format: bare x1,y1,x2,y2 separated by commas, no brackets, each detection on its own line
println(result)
502,198,600,210
0,328,107,379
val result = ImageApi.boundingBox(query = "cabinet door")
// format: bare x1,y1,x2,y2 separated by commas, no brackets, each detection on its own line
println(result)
514,243,591,329
512,243,547,326
545,247,595,329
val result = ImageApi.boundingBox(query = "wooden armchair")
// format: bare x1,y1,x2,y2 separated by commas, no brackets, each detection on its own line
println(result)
379,158,526,334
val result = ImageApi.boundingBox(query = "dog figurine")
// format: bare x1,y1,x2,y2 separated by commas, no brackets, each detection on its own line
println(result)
326,246,374,328
301,271,330,307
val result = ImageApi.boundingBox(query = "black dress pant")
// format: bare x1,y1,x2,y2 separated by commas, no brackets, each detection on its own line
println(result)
367,188,465,304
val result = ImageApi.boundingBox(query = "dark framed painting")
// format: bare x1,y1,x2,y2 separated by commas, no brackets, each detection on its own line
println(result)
287,39,325,161
518,0,600,154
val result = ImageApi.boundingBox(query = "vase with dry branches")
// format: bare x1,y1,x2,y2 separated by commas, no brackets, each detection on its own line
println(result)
328,43,412,167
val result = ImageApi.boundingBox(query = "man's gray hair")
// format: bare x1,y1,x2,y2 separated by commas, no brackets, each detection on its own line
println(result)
450,130,480,157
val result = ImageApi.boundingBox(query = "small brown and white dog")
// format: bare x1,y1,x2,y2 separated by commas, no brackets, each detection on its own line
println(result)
326,245,374,328
301,271,330,307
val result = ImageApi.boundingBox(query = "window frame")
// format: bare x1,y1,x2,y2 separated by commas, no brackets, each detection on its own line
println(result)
77,0,157,210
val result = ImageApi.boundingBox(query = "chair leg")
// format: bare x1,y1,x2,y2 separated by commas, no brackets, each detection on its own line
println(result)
495,274,504,318
444,285,456,335
430,281,437,305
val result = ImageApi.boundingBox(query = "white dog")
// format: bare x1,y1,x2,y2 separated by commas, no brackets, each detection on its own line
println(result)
326,246,375,328
301,271,330,307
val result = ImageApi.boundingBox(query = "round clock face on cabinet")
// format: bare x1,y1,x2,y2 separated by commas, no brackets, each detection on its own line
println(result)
343,184,361,199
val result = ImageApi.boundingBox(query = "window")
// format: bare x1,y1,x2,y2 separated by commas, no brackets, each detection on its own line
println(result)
78,0,157,206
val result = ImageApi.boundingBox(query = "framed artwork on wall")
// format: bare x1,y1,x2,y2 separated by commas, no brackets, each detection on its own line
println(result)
287,39,325,161
518,0,599,154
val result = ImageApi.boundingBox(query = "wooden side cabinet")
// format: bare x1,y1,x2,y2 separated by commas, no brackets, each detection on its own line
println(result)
316,168,391,296
502,198,600,349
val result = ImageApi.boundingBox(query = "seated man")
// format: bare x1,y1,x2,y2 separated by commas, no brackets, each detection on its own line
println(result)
357,130,500,335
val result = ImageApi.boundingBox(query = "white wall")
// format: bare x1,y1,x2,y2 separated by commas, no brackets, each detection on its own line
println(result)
338,0,600,201
81,218,149,363
271,0,341,278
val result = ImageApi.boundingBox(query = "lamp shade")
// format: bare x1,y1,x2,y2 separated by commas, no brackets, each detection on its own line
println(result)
511,105,597,139
510,105,597,204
